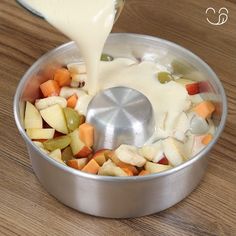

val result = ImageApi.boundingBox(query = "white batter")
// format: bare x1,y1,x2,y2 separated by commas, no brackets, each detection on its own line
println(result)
25,0,115,95
98,59,190,140
25,0,192,145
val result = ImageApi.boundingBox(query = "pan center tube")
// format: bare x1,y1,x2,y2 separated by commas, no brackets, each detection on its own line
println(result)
86,86,155,150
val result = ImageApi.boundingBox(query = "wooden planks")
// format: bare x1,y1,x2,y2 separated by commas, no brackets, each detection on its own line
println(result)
0,0,235,235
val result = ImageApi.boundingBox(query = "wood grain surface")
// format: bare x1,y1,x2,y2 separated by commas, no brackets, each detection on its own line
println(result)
0,0,236,235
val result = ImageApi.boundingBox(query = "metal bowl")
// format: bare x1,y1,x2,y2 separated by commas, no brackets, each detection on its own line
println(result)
14,33,227,218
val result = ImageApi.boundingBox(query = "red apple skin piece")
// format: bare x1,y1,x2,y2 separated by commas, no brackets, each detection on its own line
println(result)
185,83,199,95
158,156,169,165
92,149,109,166
75,146,92,158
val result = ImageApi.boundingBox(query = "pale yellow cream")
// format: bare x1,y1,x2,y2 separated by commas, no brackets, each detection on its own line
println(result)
25,0,115,95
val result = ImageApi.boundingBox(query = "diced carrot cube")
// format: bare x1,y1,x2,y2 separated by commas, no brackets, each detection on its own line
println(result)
67,94,78,108
79,123,94,147
193,101,215,118
39,80,60,97
201,134,213,145
54,68,71,87
138,170,150,176
81,159,100,174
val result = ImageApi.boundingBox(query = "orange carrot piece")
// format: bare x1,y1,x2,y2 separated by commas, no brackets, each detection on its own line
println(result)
139,170,150,176
39,80,60,97
54,68,71,87
121,167,133,176
201,134,213,145
67,94,78,108
79,123,94,147
193,101,215,118
81,159,100,174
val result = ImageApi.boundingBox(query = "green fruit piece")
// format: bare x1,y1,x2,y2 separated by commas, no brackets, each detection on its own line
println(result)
43,135,71,151
62,146,74,162
63,107,80,132
101,54,113,62
157,72,173,84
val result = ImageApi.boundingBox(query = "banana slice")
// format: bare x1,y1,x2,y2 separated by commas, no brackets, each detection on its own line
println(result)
35,96,67,110
162,137,185,166
98,160,128,176
49,149,65,165
115,145,146,167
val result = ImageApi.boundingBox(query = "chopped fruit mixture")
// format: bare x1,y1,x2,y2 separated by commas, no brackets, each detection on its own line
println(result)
24,57,216,176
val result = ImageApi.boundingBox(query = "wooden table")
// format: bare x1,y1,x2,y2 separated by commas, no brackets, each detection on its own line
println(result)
0,0,235,235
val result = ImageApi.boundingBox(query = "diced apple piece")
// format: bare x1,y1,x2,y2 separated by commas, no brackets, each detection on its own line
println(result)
183,134,195,159
32,141,44,149
67,158,88,170
139,140,164,163
43,135,71,151
173,112,190,142
81,159,100,174
67,62,86,74
26,128,55,139
145,161,171,173
158,156,169,165
138,170,150,176
32,141,50,154
98,160,128,177
49,149,65,165
69,128,92,158
74,94,93,115
92,149,109,166
40,104,68,134
115,145,146,167
24,102,43,129
189,94,204,104
35,96,67,110
59,87,86,99
175,78,195,86
192,135,205,156
162,137,185,166
107,152,138,175
79,123,94,147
